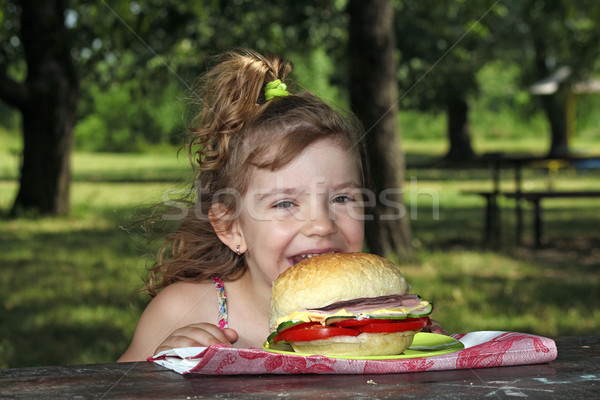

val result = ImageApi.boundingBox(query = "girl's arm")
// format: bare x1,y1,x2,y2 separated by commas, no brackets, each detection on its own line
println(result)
118,281,238,362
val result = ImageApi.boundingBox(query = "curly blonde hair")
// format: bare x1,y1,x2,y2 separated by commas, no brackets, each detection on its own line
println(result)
144,49,366,296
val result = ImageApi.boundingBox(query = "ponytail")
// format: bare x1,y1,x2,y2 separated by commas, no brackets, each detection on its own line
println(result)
187,49,293,173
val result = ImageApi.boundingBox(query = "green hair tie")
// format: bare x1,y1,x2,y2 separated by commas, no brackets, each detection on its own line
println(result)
264,79,290,101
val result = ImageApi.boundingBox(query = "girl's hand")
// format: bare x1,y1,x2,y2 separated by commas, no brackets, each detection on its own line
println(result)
422,319,448,335
154,324,239,355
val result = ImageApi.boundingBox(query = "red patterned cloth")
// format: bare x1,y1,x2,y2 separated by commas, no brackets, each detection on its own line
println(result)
149,331,557,375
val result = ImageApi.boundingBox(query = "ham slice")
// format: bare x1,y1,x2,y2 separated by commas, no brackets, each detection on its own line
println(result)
307,294,423,315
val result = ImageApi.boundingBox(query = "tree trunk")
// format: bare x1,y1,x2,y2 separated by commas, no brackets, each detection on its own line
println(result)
530,30,570,157
540,89,569,157
4,0,78,216
347,0,414,258
445,96,475,160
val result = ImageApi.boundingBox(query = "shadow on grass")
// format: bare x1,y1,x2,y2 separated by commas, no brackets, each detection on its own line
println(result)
0,220,152,368
0,311,132,368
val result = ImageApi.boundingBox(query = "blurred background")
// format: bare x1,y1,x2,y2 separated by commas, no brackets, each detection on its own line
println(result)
1,0,599,368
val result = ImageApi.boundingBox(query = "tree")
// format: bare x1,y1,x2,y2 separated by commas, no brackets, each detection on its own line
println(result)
347,0,413,257
395,0,503,160
509,0,600,157
0,0,78,216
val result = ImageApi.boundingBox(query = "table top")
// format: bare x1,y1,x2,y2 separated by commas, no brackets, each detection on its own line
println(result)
480,152,600,167
408,152,600,171
0,335,598,399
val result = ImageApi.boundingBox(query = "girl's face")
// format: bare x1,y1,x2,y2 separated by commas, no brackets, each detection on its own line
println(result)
238,139,365,284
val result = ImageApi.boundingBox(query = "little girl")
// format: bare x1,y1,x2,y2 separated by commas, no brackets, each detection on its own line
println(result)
118,49,368,361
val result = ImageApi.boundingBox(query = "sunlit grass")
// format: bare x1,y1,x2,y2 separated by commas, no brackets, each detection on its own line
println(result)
71,151,189,182
0,149,189,182
402,246,599,336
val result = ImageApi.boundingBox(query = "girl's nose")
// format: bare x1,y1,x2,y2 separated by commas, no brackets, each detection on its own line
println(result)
302,205,338,237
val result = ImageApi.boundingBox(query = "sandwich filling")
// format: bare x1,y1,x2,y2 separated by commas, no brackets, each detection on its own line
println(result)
268,294,432,345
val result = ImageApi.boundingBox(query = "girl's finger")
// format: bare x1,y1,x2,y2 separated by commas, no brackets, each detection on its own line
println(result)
154,323,234,355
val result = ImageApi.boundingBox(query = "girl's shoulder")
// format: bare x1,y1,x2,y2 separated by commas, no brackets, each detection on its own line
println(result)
155,279,216,303
147,280,219,320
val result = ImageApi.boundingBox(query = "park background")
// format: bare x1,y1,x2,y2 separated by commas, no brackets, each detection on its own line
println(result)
1,0,599,368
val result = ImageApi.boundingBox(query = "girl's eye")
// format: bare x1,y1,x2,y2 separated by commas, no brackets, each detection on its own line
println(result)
331,195,354,204
274,200,296,209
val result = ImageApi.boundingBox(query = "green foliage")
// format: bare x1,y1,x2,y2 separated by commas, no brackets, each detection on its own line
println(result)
290,47,346,107
399,58,600,148
398,110,445,142
0,102,19,133
476,61,531,114
74,80,185,152
506,0,600,83
64,1,350,152
469,61,548,141
0,124,20,156
4,0,599,154
395,0,504,109
574,93,600,141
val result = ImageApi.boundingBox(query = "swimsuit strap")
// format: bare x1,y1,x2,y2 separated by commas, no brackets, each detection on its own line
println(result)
210,276,228,329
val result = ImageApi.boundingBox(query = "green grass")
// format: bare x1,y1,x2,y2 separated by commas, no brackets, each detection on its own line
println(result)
0,181,174,368
1,124,599,368
0,150,189,182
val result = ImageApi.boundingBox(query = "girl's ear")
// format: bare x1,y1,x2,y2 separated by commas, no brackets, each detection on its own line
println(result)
209,203,247,255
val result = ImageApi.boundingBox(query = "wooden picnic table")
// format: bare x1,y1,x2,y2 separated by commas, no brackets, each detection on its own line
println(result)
462,153,600,245
1,335,598,399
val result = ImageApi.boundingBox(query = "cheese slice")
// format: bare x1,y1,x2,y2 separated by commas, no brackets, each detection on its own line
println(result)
274,300,431,328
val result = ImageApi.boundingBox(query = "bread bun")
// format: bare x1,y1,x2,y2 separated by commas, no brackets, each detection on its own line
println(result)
289,331,417,357
270,252,409,328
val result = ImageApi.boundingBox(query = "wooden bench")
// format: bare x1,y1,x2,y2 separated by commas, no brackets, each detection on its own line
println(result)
503,191,600,247
463,190,600,247
461,190,503,244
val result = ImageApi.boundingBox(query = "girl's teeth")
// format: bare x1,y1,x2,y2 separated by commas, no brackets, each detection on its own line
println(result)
294,251,335,264
302,252,329,259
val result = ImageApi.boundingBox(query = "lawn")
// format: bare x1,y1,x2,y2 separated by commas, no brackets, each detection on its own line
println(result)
1,134,599,368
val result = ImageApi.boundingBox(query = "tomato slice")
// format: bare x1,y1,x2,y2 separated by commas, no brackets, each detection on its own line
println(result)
271,322,320,343
277,321,319,333
272,317,431,343
358,318,429,333
275,325,360,343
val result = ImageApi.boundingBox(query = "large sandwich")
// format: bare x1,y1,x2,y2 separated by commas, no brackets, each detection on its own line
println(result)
266,252,433,356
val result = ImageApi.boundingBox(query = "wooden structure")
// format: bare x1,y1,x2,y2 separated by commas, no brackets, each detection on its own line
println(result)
462,153,600,247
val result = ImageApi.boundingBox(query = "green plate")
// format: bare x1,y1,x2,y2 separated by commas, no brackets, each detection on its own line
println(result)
261,332,464,360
